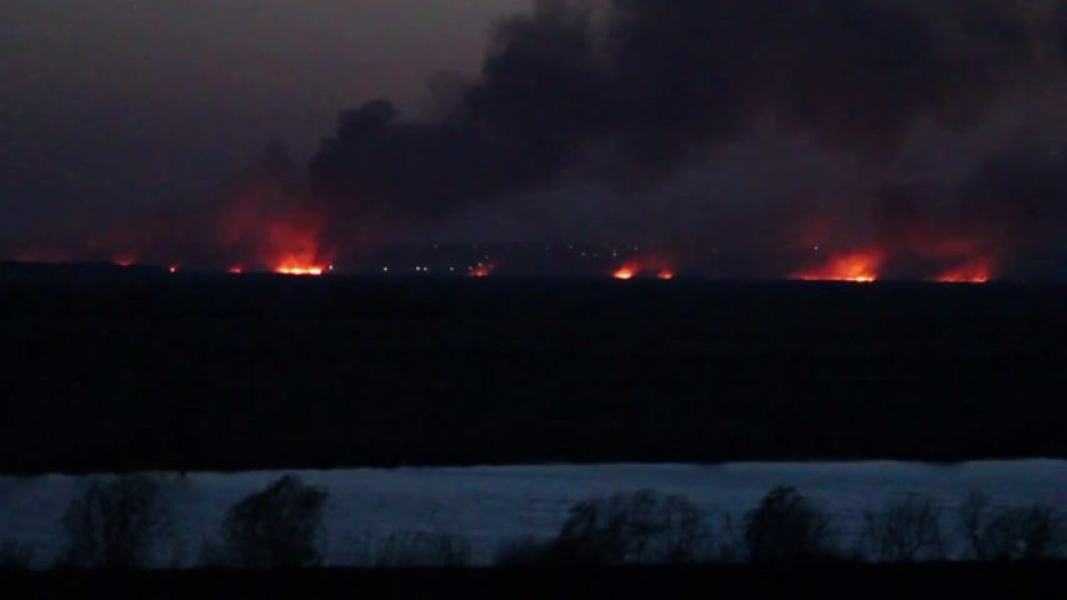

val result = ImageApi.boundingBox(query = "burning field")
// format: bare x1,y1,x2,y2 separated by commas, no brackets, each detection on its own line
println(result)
4,1,1067,282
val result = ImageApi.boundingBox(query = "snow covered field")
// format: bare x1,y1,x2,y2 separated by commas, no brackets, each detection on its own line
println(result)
2,460,1064,566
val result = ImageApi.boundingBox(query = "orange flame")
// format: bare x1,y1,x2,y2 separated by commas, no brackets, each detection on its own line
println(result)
614,255,677,280
935,260,991,284
265,211,332,276
794,251,882,283
274,261,328,276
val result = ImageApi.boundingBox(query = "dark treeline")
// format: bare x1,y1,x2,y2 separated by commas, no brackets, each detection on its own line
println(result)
2,268,1066,473
1,475,1064,570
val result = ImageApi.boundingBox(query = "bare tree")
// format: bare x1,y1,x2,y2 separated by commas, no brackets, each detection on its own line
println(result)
547,490,714,564
862,495,945,561
958,492,1065,560
60,475,172,569
211,475,328,569
744,485,839,562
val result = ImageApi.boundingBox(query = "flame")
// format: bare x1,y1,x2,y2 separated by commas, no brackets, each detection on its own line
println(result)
614,253,670,279
935,260,991,284
614,254,678,280
794,251,882,283
274,261,327,276
265,211,333,277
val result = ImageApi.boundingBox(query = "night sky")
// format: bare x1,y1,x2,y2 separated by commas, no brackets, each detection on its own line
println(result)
4,1,1067,278
4,0,528,239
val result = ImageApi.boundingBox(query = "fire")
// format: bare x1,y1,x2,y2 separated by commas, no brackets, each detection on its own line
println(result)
613,254,677,280
935,260,991,284
264,211,333,277
274,261,328,276
794,251,882,283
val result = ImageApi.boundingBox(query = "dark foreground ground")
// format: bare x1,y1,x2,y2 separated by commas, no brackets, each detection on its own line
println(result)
1,564,1063,599
2,263,1066,473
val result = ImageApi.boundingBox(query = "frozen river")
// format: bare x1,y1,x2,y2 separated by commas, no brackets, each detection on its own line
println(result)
2,460,1064,566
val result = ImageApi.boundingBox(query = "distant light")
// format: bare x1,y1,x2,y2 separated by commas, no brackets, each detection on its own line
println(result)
613,267,636,280
228,266,244,275
168,265,178,274
383,266,389,272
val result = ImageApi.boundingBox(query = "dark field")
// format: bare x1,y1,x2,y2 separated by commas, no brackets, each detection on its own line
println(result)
2,263,1065,474
1,564,1062,599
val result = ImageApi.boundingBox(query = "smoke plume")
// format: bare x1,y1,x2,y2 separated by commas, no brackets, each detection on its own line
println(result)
311,0,1065,225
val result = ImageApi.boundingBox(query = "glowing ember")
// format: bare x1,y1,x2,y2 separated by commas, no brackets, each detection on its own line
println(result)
469,264,493,278
935,261,991,284
794,251,882,283
613,267,637,280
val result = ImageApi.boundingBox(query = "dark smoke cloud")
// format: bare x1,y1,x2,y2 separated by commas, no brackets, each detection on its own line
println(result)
310,0,1065,227
957,139,1067,259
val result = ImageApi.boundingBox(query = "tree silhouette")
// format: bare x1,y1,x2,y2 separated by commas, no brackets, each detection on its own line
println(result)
210,475,328,569
744,486,838,562
60,475,172,569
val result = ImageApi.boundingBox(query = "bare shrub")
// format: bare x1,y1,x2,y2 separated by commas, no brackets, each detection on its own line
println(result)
212,475,328,568
862,495,945,561
546,490,714,565
60,474,172,569
744,485,839,562
369,531,473,568
958,492,1065,560
0,540,35,570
